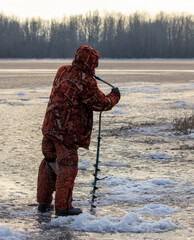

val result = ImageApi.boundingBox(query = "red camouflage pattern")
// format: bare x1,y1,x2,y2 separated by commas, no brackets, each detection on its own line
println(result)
37,137,78,211
37,45,120,211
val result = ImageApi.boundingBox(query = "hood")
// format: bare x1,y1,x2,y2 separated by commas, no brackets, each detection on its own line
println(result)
72,45,100,75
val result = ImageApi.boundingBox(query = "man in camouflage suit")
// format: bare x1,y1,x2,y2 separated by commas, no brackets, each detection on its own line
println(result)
37,45,120,216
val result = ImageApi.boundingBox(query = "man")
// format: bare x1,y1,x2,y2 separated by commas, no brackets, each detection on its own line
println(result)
37,45,120,216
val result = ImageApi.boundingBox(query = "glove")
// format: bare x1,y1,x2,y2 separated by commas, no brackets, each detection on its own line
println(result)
111,87,120,99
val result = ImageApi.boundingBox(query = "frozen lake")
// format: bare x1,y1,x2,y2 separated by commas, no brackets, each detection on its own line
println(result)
0,59,194,239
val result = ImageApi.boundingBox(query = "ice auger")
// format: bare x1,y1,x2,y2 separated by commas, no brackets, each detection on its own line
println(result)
90,75,115,212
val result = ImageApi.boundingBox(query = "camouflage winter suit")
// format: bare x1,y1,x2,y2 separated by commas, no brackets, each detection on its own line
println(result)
37,46,120,212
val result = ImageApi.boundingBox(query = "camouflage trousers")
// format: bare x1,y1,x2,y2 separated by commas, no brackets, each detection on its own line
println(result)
37,136,78,211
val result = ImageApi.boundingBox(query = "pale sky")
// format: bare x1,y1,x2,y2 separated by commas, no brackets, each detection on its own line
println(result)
1,0,194,19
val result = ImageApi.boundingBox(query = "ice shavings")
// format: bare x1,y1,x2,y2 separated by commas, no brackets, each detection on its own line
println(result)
0,226,26,240
51,212,176,233
137,204,178,215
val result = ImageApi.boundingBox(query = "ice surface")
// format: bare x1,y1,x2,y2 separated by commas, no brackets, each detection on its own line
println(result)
51,212,176,233
0,226,26,240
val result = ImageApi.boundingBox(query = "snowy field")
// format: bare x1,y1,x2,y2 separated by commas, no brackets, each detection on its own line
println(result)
0,59,194,240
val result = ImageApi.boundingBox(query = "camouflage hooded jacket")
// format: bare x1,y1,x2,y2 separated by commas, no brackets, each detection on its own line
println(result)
42,46,119,149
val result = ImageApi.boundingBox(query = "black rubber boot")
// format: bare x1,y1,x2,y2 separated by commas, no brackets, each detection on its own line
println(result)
38,203,53,213
55,208,82,216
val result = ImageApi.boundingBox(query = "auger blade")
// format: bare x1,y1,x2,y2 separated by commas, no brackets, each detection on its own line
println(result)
92,193,97,199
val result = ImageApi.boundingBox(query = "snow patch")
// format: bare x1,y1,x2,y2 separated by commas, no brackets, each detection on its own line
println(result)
98,176,174,204
101,161,130,167
109,109,126,114
137,204,178,215
149,178,172,185
16,92,26,95
99,175,131,185
180,133,194,139
78,158,91,170
0,226,26,240
51,212,175,233
187,187,194,194
144,153,173,160
129,125,173,137
175,100,186,104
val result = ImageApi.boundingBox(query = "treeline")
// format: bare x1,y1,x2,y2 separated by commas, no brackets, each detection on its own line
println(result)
0,11,194,58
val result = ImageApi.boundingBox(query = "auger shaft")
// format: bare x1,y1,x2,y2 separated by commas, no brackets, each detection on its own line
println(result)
90,111,102,211
90,75,115,212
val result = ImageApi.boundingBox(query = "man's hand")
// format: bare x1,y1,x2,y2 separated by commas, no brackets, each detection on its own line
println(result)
111,87,120,99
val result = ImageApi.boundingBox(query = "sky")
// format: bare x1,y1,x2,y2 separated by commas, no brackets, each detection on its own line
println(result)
0,0,194,19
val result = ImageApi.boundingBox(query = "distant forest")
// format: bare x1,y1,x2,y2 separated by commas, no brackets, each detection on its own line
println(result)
0,11,194,58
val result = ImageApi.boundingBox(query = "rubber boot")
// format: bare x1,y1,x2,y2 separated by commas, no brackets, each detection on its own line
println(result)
38,203,54,213
55,208,82,216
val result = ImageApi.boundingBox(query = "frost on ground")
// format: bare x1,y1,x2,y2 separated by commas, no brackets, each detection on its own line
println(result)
0,226,26,240
51,212,176,233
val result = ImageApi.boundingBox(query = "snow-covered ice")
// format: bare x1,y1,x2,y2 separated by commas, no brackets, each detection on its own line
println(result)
0,59,194,239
